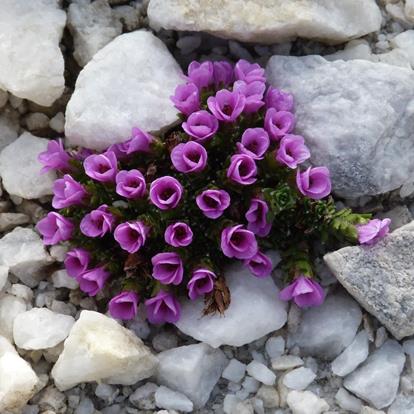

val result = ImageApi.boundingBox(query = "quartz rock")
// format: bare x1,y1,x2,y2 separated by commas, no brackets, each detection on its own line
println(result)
286,390,329,414
175,262,287,347
13,308,75,350
271,355,304,371
156,343,227,408
65,31,183,151
388,394,414,414
324,39,375,62
283,367,316,390
390,30,414,67
266,56,414,198
148,0,381,44
0,133,56,199
0,114,18,152
0,0,66,106
343,340,405,409
246,361,276,386
51,311,158,391
155,386,193,413
289,293,362,359
222,358,246,383
335,388,362,413
0,294,26,342
325,222,414,339
51,269,79,290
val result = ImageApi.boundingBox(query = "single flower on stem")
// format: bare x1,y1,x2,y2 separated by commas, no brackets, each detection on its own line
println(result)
279,275,325,308
356,218,391,246
114,221,149,253
152,252,184,285
80,205,115,238
196,189,230,219
221,224,258,260
276,134,310,169
64,248,90,279
264,108,295,141
78,266,110,297
236,128,269,160
264,86,294,112
36,212,74,245
115,170,146,199
171,141,207,173
212,61,233,87
245,251,273,278
149,176,183,210
164,222,193,247
296,166,331,200
145,290,181,324
187,61,214,89
245,198,272,237
234,59,266,83
207,89,246,123
52,174,88,209
38,139,71,173
109,291,139,320
182,110,219,142
233,80,265,113
187,268,216,300
84,151,118,182
227,154,257,185
170,83,200,116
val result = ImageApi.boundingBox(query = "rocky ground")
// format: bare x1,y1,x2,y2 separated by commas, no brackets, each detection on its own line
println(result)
1,0,414,413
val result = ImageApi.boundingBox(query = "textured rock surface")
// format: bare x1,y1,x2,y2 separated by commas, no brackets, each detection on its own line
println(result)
266,56,414,198
324,222,414,340
0,0,66,106
286,390,329,414
148,0,381,44
390,30,414,67
0,114,18,152
65,30,183,150
0,295,27,342
52,311,158,391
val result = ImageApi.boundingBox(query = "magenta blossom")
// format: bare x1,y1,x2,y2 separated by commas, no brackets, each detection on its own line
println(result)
109,291,139,320
114,221,149,253
279,276,325,308
187,268,216,300
196,189,230,219
236,128,270,160
227,154,257,185
187,61,214,89
265,86,294,112
38,139,71,173
245,198,272,237
145,290,181,324
152,252,184,285
164,222,193,247
276,134,310,169
52,174,88,209
221,224,258,260
149,176,183,210
128,127,154,154
115,170,146,199
264,108,295,141
84,151,118,182
207,89,246,123
296,167,331,200
213,61,233,87
171,141,207,173
244,251,273,278
182,110,219,142
36,212,74,245
107,141,130,160
170,83,200,116
78,266,110,297
234,59,266,83
80,205,115,238
64,248,90,279
233,80,265,113
357,218,391,246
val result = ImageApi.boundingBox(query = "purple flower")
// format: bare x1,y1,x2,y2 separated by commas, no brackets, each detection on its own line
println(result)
196,189,230,219
78,266,110,297
236,128,270,160
245,198,272,237
171,141,207,173
36,212,74,245
127,128,154,154
234,59,266,83
207,89,246,123
221,224,258,260
114,221,149,253
80,205,115,237
115,170,146,199
151,252,184,285
109,291,139,320
279,276,325,308
265,86,294,112
149,176,183,210
182,110,219,142
213,61,234,87
145,290,181,324
276,134,310,169
233,80,265,113
244,251,273,278
264,108,295,141
357,218,391,246
107,141,130,160
296,167,331,200
38,139,71,173
227,154,257,185
187,61,214,89
164,222,193,247
187,268,216,300
52,174,88,209
84,151,117,182
64,248,90,279
171,83,200,116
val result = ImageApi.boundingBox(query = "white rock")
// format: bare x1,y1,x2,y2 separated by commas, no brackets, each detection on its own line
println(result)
0,336,39,412
176,262,287,347
0,0,66,106
51,311,158,391
360,407,386,414
271,355,304,371
324,39,375,62
265,336,285,359
0,114,18,152
343,340,405,409
0,265,8,292
52,269,79,290
331,330,369,376
246,361,276,386
242,375,260,394
148,0,382,44
25,113,50,132
289,293,362,360
0,133,56,199
0,294,26,342
406,0,414,21
65,31,183,151
7,284,33,302
283,367,316,390
156,343,227,408
222,358,246,383
0,212,30,232
13,308,74,350
67,0,122,67
335,388,362,413
377,49,412,68
223,394,241,414
49,112,65,133
129,382,158,409
286,390,329,414
390,30,414,67
256,385,280,408
388,394,414,414
266,56,414,198
155,386,193,413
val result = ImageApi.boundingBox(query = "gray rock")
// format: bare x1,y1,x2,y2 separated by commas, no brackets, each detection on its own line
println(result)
266,56,414,198
0,213,30,232
155,386,193,413
388,394,414,414
0,114,18,152
324,221,414,339
283,367,316,390
246,361,276,386
222,358,246,383
335,388,362,413
286,390,329,414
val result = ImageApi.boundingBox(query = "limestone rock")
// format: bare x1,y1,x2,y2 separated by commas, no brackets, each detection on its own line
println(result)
0,295,27,342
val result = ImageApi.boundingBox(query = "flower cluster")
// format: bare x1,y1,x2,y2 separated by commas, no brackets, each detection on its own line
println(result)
37,59,389,324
